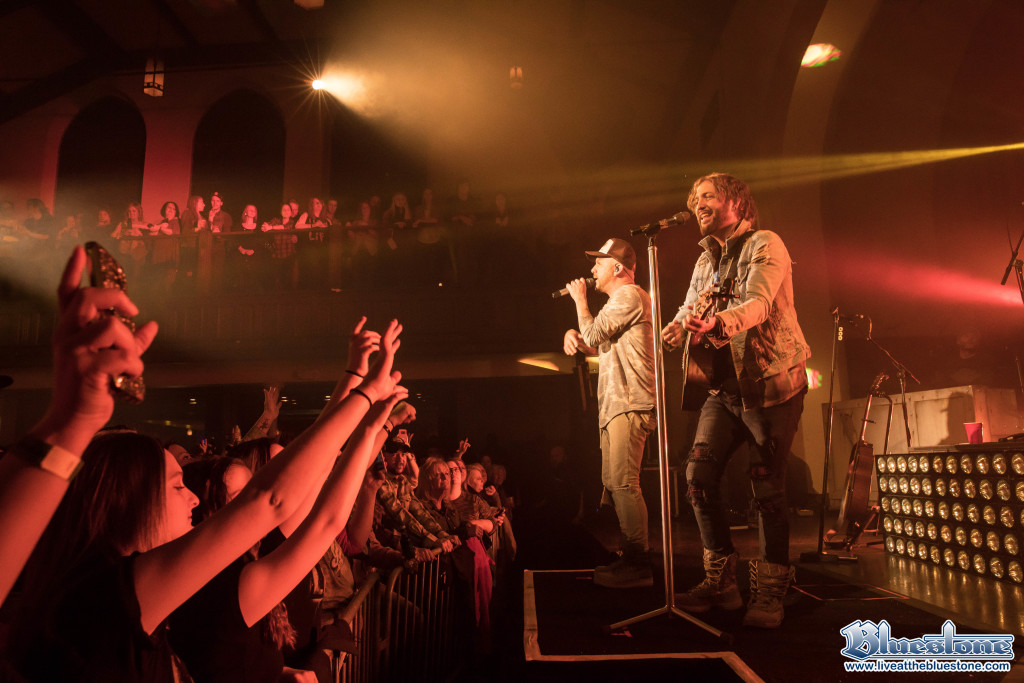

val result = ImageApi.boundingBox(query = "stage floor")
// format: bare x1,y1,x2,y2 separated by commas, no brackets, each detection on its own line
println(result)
515,511,1024,682
588,509,1024,636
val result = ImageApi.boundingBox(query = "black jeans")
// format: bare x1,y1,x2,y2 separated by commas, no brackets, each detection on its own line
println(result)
686,388,806,565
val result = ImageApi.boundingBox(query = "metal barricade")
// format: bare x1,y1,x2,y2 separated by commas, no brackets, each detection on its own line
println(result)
379,559,458,683
333,569,380,683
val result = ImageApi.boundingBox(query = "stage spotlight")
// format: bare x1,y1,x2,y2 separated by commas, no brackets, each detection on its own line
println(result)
312,79,324,90
880,446,1024,585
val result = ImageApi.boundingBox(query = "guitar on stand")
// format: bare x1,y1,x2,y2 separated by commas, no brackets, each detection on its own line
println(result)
826,371,893,554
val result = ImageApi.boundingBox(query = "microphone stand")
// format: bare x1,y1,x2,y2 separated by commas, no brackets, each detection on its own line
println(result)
800,309,844,563
867,334,920,448
605,224,730,645
1000,227,1024,302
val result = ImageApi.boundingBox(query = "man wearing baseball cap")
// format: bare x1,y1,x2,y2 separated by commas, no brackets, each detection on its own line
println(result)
562,237,656,588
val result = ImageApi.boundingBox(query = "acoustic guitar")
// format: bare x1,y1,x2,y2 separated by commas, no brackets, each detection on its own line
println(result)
833,371,888,547
680,281,734,410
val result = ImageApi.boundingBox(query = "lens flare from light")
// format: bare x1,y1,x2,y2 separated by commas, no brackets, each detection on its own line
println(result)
312,79,324,90
802,43,842,68
314,72,368,108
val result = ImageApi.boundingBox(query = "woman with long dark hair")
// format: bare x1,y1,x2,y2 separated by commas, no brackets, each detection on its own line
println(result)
7,312,404,682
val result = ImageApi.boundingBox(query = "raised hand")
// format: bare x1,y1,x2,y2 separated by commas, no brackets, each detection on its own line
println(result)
347,316,381,377
388,401,416,428
263,385,283,420
367,385,410,425
454,438,470,460
43,246,158,443
359,319,402,402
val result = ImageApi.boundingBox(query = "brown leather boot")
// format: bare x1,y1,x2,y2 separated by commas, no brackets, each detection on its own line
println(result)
675,549,741,612
743,560,795,628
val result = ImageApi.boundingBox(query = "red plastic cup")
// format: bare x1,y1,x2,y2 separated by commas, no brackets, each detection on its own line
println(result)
964,422,984,444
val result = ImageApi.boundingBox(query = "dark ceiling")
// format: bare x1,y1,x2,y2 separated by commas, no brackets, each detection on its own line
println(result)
0,0,350,123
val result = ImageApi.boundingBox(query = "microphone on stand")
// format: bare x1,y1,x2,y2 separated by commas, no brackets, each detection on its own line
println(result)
629,211,691,237
551,277,596,299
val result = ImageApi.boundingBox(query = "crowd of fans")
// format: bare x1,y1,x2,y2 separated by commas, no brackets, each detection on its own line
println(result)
0,246,531,682
0,178,621,299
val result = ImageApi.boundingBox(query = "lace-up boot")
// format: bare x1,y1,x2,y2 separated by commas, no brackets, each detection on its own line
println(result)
675,549,741,612
742,560,795,628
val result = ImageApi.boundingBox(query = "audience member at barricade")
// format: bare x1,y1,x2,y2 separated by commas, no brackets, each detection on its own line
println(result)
416,458,494,632
264,203,299,289
375,435,456,553
111,202,149,278
89,206,113,244
179,195,207,285
207,192,233,234
233,204,264,290
486,464,515,512
149,201,181,290
449,460,503,561
206,192,232,289
54,214,81,253
23,198,55,243
324,198,339,225
296,197,331,289
344,201,380,287
382,193,413,235
5,292,404,682
413,188,441,229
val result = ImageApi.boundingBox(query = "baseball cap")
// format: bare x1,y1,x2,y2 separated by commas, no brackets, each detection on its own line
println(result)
585,238,636,271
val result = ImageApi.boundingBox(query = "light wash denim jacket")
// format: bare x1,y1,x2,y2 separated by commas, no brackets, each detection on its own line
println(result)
672,220,810,409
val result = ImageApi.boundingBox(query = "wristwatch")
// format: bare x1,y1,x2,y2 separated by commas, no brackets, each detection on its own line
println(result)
9,438,83,481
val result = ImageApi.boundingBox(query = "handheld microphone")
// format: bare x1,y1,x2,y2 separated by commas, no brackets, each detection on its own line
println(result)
552,277,596,298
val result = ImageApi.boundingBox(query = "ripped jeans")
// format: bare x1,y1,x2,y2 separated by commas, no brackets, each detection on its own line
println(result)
686,389,805,565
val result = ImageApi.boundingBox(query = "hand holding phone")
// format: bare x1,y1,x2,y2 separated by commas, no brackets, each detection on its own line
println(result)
84,242,146,403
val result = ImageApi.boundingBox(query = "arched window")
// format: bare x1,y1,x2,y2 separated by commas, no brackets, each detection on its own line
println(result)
55,97,146,219
191,89,285,223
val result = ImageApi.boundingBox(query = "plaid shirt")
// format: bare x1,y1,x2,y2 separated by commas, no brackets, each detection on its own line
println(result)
376,471,451,548
266,220,297,259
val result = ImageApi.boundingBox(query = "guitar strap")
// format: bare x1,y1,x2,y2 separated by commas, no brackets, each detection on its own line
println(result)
717,225,757,299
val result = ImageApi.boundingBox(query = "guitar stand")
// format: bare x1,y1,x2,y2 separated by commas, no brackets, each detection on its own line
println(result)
823,504,884,559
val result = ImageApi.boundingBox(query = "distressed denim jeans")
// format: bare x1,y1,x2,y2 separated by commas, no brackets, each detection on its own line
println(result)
686,389,805,565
